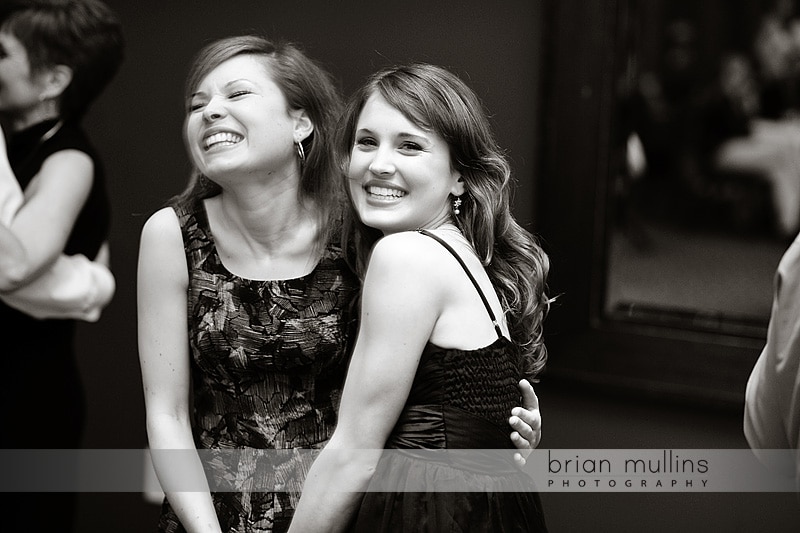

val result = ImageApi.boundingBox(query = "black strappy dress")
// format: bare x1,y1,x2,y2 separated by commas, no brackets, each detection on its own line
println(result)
349,230,547,532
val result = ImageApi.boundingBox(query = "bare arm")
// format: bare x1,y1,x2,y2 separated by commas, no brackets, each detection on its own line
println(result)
0,222,27,287
0,125,22,225
0,118,115,318
0,149,93,291
138,207,222,533
289,234,442,533
1,246,115,321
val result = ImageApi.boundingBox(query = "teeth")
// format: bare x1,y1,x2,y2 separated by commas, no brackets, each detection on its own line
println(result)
367,186,405,198
204,132,243,150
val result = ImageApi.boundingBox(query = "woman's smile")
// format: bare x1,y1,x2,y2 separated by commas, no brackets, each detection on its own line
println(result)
203,131,244,151
365,184,407,203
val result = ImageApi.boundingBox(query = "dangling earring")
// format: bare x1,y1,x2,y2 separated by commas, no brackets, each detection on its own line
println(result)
295,140,306,168
452,196,462,216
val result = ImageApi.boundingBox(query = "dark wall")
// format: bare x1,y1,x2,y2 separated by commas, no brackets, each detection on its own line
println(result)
73,2,542,531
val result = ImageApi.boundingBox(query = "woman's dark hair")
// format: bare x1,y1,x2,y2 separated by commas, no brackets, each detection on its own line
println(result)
175,35,344,246
339,63,550,377
0,0,124,121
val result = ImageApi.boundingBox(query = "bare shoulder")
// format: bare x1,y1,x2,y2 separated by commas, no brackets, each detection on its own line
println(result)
139,207,184,258
370,231,449,270
21,150,94,208
365,232,454,298
141,206,180,238
41,149,93,172
31,150,93,193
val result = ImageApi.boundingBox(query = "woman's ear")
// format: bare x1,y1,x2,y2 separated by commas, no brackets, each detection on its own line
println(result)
291,109,314,143
450,174,466,197
38,65,73,101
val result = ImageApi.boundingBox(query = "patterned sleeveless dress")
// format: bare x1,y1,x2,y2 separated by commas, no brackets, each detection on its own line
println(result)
349,230,547,532
157,197,359,533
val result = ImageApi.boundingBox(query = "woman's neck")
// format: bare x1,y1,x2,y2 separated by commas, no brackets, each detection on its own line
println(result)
9,102,60,132
208,188,323,280
217,180,321,254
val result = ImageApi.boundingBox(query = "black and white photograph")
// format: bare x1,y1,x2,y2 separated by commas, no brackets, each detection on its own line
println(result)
0,1,797,532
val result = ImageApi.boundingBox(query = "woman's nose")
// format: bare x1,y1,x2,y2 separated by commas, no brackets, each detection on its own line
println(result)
368,147,395,176
203,96,226,121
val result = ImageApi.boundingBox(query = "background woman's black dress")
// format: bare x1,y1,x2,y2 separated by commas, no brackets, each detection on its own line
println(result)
0,118,110,532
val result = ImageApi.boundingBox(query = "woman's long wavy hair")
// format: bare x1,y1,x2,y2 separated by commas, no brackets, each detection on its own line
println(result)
339,63,550,377
172,35,344,249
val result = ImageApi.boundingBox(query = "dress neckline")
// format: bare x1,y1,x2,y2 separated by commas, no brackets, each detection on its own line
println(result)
195,196,328,283
425,335,511,355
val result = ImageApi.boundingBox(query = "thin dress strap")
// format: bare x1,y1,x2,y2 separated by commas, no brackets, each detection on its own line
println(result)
416,229,503,338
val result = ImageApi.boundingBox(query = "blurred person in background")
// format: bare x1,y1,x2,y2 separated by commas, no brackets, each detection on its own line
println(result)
0,1,124,531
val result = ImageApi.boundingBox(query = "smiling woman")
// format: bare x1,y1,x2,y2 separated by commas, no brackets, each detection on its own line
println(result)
346,93,464,235
288,63,550,533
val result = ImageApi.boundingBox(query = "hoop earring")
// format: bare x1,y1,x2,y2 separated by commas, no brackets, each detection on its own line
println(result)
295,140,306,167
452,196,462,216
